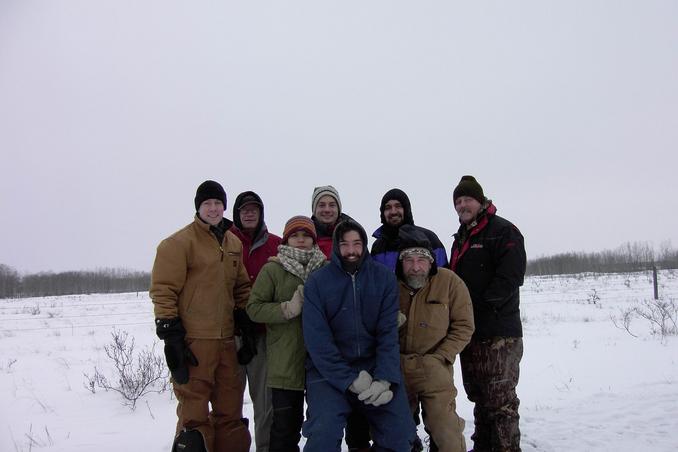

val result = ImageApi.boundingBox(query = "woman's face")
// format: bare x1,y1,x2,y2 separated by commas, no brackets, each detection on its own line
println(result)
286,231,314,250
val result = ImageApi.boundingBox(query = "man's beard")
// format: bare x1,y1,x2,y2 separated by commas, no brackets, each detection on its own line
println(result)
387,214,402,226
405,274,428,289
341,254,362,274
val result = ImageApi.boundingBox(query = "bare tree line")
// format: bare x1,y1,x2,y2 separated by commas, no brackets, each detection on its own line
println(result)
527,241,678,276
0,264,149,299
2,240,677,298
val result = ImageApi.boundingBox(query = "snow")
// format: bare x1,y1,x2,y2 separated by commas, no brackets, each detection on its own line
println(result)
1,270,677,451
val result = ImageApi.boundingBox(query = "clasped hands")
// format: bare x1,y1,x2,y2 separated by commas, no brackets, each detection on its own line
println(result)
349,370,393,407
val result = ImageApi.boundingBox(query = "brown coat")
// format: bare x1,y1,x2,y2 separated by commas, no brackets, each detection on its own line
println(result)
150,216,251,339
399,267,474,363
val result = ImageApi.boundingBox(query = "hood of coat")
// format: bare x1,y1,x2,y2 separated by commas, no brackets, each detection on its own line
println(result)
395,224,438,281
378,188,415,239
379,188,414,226
233,191,265,237
330,218,370,273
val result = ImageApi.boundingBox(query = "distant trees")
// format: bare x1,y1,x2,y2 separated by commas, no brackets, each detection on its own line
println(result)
3,239,677,297
0,265,150,299
0,264,21,298
527,241,678,276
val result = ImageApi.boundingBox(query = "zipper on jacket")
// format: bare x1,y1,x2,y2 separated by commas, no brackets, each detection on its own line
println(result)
407,290,416,352
219,246,224,262
351,273,361,358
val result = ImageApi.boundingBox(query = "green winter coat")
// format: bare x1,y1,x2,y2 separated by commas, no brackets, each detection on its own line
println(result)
246,260,311,391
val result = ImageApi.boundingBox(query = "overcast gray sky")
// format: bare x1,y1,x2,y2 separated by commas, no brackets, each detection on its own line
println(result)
1,1,677,273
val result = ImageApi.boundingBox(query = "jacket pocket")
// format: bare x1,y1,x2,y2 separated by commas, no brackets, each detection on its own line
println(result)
419,300,449,333
421,354,453,391
225,251,241,284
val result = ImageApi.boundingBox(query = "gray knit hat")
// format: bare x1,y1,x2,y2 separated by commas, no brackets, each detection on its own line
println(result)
311,185,342,213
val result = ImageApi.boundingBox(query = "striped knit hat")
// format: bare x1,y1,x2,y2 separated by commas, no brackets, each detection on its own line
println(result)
282,215,317,244
311,185,342,214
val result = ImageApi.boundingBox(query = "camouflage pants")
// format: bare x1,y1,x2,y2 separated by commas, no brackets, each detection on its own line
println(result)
460,337,523,452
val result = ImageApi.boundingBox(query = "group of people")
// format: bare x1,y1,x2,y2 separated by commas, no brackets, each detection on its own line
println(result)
150,176,527,452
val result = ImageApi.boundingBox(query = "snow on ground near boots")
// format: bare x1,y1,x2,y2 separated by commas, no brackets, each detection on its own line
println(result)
1,270,677,451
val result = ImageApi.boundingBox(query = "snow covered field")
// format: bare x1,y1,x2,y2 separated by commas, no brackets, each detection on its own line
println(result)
1,270,677,452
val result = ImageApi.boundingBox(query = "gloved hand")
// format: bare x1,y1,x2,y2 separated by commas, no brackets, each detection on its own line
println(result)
358,380,392,405
281,285,304,320
397,311,407,328
349,370,373,394
234,309,257,365
155,318,198,385
369,389,393,407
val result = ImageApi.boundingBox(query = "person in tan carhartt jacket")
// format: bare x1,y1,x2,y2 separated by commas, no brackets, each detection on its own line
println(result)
150,180,251,452
396,225,474,452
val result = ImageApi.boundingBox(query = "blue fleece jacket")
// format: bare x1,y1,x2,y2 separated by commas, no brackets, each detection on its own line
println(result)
302,221,401,394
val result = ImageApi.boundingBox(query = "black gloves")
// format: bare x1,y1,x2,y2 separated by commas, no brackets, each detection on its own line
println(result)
155,318,198,385
172,429,206,452
234,309,257,365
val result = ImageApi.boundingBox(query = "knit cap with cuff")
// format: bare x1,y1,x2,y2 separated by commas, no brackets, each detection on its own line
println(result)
194,180,227,211
282,215,317,244
453,175,485,204
311,185,342,214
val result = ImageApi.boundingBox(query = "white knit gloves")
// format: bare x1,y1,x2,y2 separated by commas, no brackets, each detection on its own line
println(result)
281,285,304,320
349,370,394,407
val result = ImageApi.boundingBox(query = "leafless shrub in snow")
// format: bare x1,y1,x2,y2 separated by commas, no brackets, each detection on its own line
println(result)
12,424,54,451
22,304,40,316
587,289,600,305
1,357,18,373
612,298,677,341
26,424,53,448
83,329,169,409
634,297,678,341
611,308,638,338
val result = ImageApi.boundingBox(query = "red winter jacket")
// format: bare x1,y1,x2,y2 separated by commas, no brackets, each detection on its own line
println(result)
230,226,282,283
312,213,353,259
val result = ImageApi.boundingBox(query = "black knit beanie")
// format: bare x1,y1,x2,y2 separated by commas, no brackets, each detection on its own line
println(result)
194,180,227,211
453,175,485,204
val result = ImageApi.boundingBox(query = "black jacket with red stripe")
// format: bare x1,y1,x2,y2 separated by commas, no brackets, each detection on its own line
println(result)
450,202,526,339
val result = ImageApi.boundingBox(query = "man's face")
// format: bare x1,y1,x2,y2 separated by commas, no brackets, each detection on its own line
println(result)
455,196,483,225
198,199,225,226
402,254,431,289
339,230,363,263
314,195,339,226
239,204,260,231
383,200,405,227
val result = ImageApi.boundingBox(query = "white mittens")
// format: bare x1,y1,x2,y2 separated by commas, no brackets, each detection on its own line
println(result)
349,370,373,394
358,379,393,407
281,285,304,320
